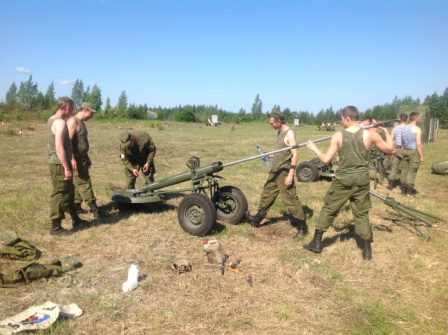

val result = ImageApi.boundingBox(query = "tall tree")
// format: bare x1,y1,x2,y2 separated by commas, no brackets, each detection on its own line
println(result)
5,82,18,105
117,90,128,109
17,75,38,108
43,81,56,110
87,84,102,111
251,94,263,120
105,97,111,111
71,79,84,109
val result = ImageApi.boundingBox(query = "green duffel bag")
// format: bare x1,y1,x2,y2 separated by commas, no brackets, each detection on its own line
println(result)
431,160,448,175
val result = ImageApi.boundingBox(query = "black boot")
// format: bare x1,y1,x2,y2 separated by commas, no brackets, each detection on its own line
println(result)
362,239,372,260
75,203,89,214
292,221,309,239
386,180,395,190
50,219,73,236
89,201,103,218
303,229,324,253
400,185,407,195
71,212,87,228
406,187,414,197
245,211,264,228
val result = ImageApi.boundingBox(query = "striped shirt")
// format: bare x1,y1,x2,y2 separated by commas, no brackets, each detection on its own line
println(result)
393,125,406,147
401,125,417,150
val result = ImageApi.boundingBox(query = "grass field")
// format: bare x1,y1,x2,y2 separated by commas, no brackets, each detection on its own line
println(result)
1,119,447,335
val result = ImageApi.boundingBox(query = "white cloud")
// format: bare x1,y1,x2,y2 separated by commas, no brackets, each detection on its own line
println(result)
59,80,74,86
15,67,31,73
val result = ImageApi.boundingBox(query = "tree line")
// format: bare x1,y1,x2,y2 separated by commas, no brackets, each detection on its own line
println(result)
2,76,448,126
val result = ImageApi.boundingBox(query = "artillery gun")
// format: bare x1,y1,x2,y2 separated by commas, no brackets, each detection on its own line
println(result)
112,119,403,236
112,156,248,236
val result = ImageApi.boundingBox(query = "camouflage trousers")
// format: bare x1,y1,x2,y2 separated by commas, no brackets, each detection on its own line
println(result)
49,164,74,220
316,174,372,240
73,155,96,206
257,169,305,221
400,149,420,188
389,148,404,181
124,161,155,189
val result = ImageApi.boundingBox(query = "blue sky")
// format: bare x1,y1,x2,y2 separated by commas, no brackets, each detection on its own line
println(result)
1,0,447,114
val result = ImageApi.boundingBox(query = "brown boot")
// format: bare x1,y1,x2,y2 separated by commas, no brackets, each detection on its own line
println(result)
50,219,73,236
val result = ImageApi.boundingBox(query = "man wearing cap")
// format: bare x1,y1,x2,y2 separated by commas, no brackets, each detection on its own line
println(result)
245,110,308,237
67,102,103,219
119,131,156,189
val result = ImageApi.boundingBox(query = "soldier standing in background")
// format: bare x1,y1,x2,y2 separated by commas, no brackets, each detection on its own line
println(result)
400,112,423,196
119,131,157,189
67,102,103,218
387,114,408,190
46,97,78,235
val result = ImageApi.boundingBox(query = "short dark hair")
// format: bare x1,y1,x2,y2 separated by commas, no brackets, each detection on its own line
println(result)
399,113,408,122
409,112,420,121
341,106,359,121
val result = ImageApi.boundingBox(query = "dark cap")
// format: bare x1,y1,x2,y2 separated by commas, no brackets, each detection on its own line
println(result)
81,102,97,113
120,131,131,146
270,110,285,121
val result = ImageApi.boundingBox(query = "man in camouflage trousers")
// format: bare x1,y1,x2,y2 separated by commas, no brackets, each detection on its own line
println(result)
303,106,395,260
400,112,423,196
387,113,408,190
119,131,157,189
245,110,307,237
67,102,103,218
46,97,79,236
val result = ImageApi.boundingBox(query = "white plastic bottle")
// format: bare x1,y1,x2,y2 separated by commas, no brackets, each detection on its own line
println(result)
256,146,271,167
122,263,139,292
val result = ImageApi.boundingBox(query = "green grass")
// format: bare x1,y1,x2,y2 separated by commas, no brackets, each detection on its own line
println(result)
1,119,447,335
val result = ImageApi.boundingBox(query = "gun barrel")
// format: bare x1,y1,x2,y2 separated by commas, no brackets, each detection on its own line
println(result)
223,119,397,168
141,161,223,192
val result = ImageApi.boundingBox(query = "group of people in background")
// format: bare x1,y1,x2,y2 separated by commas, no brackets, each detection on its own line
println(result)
387,112,423,197
46,97,423,261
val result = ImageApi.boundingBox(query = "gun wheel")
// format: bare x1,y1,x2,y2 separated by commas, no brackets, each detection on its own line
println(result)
296,161,319,182
215,186,248,224
178,193,216,236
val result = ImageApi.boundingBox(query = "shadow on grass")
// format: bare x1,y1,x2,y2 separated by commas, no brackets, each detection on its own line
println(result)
253,205,315,229
72,198,180,232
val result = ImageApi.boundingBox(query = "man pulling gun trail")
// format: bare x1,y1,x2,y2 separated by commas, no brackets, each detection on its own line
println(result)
303,106,395,260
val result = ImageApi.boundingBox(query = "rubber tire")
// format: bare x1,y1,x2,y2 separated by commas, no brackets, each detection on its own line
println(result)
296,161,319,182
215,186,248,224
178,193,217,236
